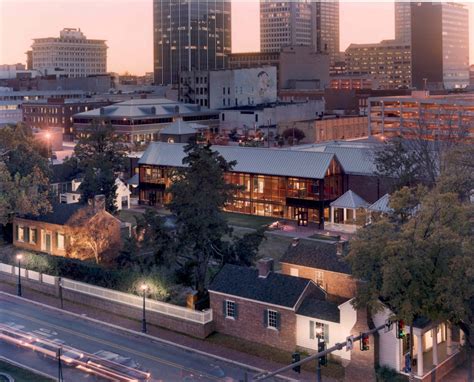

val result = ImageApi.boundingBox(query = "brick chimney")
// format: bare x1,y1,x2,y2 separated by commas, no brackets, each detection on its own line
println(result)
93,194,106,212
257,257,274,278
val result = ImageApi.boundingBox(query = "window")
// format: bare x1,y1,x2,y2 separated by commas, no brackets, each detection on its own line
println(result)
57,233,65,250
17,226,25,242
290,268,299,277
224,300,237,319
267,309,279,329
30,228,37,244
309,321,329,342
315,271,324,288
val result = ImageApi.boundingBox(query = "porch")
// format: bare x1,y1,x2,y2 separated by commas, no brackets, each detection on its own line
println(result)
401,322,463,379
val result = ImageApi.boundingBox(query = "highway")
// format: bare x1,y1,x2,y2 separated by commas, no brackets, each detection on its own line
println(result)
0,294,285,382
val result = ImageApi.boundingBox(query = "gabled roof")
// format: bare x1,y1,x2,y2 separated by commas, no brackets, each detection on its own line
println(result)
209,264,317,309
139,142,336,180
23,203,83,226
367,194,392,213
296,298,341,323
330,190,369,209
280,241,352,275
159,120,202,136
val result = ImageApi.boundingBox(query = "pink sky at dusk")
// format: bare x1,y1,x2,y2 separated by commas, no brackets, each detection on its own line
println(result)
0,0,473,75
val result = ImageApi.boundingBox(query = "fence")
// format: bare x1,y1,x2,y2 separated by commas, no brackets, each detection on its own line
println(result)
61,278,213,324
0,262,213,325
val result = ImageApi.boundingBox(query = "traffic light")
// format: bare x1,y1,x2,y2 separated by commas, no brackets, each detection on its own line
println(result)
360,333,370,351
318,340,327,366
291,352,301,373
397,320,405,339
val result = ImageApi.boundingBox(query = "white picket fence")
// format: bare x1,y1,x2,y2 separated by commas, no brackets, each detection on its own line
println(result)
0,262,212,324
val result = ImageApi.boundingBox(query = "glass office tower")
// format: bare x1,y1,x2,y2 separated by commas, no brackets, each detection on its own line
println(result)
153,0,231,85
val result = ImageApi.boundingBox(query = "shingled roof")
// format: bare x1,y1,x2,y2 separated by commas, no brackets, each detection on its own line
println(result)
209,264,319,309
280,241,352,275
25,203,83,226
296,298,341,323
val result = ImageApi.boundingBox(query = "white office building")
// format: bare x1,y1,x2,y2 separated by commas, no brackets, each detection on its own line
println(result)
31,28,107,78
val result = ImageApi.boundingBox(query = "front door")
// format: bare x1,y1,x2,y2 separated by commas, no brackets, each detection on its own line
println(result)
149,192,156,206
41,231,52,253
296,209,308,227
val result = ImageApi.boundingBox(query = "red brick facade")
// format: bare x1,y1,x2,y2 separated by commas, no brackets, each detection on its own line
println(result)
280,262,357,299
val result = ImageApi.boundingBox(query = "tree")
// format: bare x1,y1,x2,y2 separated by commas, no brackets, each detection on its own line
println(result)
282,128,305,145
168,143,239,296
348,188,474,375
0,124,51,238
66,206,122,264
66,124,128,213
222,227,266,267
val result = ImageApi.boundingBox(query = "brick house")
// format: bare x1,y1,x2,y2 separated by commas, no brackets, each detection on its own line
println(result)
280,240,357,299
209,258,357,361
13,196,121,259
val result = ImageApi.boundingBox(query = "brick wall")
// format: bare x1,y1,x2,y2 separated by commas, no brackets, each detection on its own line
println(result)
210,291,297,351
418,351,465,382
280,263,357,299
345,175,393,204
13,217,67,257
0,271,214,339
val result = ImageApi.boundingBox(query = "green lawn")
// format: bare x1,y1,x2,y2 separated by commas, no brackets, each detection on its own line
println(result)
206,333,345,380
223,212,277,230
0,360,54,382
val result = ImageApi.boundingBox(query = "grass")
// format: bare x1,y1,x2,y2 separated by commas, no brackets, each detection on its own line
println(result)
207,333,345,380
0,360,54,382
223,212,277,230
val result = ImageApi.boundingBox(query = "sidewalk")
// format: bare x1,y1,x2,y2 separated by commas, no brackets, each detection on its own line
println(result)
0,280,339,382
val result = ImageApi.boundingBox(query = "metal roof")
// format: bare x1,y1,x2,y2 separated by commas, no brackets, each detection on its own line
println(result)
293,141,379,176
74,98,218,118
330,190,369,209
367,194,392,213
159,120,205,135
139,142,336,180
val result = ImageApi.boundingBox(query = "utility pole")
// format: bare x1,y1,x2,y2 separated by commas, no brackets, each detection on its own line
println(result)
56,347,63,382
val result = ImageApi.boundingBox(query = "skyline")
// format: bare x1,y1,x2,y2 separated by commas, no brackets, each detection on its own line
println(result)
0,0,473,75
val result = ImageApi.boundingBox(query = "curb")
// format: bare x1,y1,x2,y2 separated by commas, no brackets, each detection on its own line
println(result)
0,291,298,382
0,356,57,381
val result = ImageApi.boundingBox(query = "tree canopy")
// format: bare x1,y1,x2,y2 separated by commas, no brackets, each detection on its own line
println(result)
66,124,128,213
0,124,51,230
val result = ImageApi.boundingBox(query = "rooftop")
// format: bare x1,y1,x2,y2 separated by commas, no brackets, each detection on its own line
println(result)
209,264,318,309
280,241,352,275
74,98,218,119
330,190,370,209
296,297,341,323
139,142,336,180
23,203,83,226
159,120,205,136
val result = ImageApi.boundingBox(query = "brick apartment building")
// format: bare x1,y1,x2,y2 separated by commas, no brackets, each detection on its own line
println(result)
23,98,114,140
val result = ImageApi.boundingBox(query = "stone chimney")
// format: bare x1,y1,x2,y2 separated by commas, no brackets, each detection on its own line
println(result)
93,194,106,212
257,257,274,278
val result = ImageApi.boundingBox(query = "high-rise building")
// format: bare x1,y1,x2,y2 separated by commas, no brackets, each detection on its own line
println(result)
397,2,469,90
394,1,411,43
31,29,107,78
345,40,412,90
260,1,339,64
153,0,232,86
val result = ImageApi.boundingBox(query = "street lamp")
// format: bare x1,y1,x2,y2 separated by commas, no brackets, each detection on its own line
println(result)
315,326,324,382
141,284,148,333
16,254,23,296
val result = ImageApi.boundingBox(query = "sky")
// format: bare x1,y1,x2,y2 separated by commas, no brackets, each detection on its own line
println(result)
0,0,473,75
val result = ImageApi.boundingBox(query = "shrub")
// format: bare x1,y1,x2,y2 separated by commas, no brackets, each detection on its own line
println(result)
376,366,408,382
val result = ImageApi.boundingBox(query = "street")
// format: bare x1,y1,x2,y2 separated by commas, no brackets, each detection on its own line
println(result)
0,294,285,382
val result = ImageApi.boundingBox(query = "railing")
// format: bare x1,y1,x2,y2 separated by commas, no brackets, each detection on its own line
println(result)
0,262,212,325
61,278,213,324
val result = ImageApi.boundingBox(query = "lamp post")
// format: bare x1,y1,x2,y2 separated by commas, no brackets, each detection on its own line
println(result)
59,277,64,309
16,254,23,296
141,284,148,333
315,326,323,382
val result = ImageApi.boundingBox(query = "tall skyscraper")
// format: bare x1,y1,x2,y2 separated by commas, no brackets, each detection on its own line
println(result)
411,2,469,90
153,0,232,86
31,28,107,78
260,1,339,64
394,1,411,43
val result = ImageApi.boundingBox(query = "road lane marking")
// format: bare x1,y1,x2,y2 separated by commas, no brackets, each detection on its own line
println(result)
0,309,222,381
